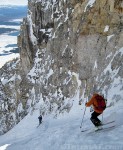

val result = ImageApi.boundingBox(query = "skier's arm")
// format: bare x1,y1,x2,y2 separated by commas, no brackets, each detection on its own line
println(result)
86,96,94,107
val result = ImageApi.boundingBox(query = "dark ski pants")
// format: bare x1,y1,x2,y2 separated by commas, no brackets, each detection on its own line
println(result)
39,119,42,125
38,116,42,125
90,111,102,126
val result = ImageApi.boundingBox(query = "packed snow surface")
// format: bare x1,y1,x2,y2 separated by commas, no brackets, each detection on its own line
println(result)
0,91,123,150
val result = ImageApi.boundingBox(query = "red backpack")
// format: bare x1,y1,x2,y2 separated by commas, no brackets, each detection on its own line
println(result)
95,94,106,111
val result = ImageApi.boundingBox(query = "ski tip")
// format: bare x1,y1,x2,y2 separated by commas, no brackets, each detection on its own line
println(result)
81,129,88,132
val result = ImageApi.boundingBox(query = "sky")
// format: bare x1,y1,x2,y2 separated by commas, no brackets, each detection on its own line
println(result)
0,0,28,6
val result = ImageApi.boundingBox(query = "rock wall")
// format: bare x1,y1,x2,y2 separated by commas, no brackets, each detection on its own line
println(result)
0,59,28,134
18,0,123,99
0,0,123,134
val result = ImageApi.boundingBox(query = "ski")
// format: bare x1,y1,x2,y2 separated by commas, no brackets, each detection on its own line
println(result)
81,129,89,132
37,121,43,128
102,120,115,126
94,125,115,132
81,121,115,132
37,125,40,128
82,125,115,133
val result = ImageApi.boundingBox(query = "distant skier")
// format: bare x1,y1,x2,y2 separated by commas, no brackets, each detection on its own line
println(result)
85,93,106,127
38,115,42,125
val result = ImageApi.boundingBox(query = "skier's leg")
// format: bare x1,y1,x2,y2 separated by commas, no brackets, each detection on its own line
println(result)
90,111,101,126
39,119,41,125
95,112,102,125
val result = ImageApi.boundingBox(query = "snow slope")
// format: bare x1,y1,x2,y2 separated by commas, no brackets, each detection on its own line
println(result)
0,91,123,150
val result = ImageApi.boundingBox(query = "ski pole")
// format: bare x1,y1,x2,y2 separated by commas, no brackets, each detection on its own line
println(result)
80,79,87,128
80,106,86,128
102,112,103,122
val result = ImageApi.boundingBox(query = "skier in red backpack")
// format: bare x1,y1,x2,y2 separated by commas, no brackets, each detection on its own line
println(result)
86,93,106,127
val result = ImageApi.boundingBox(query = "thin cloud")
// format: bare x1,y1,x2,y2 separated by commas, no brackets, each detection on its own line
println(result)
0,0,27,6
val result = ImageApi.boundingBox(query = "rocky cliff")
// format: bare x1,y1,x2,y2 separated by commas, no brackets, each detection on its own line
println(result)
0,0,123,135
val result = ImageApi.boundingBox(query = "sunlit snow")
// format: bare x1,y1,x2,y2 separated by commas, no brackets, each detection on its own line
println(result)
0,34,19,68
84,0,96,12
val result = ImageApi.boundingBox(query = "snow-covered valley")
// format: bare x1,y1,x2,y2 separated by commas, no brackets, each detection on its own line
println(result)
0,6,27,68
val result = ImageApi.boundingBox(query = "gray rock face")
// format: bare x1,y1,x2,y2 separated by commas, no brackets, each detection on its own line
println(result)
0,0,123,134
0,59,28,135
